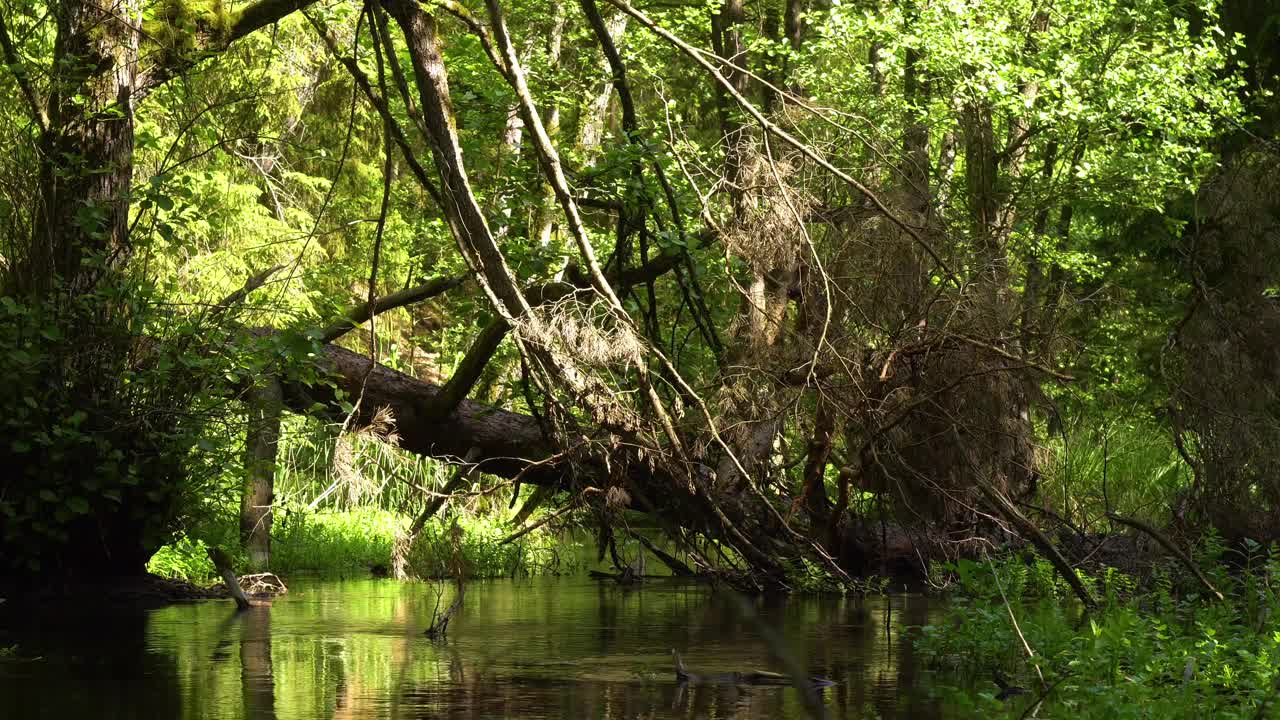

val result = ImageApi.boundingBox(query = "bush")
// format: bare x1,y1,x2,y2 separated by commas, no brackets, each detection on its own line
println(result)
0,284,244,576
146,534,218,583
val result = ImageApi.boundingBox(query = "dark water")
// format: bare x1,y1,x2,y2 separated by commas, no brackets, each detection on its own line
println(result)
0,578,952,719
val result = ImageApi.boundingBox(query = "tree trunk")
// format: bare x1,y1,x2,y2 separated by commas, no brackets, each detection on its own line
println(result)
27,0,138,294
533,1,567,248
800,400,835,526
283,344,557,484
714,0,749,220
242,377,282,572
576,9,629,156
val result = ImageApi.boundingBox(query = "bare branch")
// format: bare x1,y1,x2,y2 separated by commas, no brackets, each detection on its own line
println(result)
209,264,286,320
1105,511,1223,602
975,477,1097,610
319,274,466,344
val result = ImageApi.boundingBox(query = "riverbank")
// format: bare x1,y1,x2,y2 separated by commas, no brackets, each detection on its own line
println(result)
912,538,1280,718
0,573,230,609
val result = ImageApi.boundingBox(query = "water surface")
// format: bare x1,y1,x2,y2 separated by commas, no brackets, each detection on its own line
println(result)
0,578,951,719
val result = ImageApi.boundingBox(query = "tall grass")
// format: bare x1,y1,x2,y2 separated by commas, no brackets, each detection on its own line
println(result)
1037,417,1190,528
272,415,445,513
147,412,588,583
147,505,583,582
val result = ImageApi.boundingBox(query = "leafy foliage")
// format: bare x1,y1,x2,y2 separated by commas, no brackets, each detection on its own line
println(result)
916,548,1280,718
0,279,243,574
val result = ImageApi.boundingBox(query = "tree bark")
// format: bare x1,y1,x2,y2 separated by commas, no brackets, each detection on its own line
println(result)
282,344,558,484
28,0,139,295
242,376,282,572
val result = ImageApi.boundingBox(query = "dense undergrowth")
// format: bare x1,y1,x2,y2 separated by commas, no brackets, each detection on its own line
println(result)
914,535,1280,718
147,505,583,583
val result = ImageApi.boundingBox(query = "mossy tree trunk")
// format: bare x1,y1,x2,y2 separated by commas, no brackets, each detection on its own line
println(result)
23,0,138,296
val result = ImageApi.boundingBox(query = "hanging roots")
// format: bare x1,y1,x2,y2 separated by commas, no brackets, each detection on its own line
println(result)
517,297,646,370
333,406,400,507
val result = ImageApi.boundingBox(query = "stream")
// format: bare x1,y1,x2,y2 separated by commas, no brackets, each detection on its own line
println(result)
0,578,954,718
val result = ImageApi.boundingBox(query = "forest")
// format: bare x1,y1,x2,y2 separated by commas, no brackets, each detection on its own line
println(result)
0,0,1279,717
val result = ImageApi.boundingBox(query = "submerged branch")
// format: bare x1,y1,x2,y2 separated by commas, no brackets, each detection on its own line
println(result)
207,547,251,610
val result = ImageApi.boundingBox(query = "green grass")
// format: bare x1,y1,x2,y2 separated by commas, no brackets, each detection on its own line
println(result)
270,506,401,574
1038,418,1190,527
147,505,584,582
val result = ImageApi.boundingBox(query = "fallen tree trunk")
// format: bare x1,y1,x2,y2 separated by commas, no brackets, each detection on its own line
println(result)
282,343,560,484
279,343,801,586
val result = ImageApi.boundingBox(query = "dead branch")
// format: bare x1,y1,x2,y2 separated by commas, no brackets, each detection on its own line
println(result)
975,479,1097,610
627,528,695,576
393,448,482,580
210,264,285,319
207,546,251,610
319,274,466,344
501,487,603,545
1105,511,1223,601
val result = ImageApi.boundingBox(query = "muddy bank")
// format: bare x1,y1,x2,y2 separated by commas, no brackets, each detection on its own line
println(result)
0,573,230,610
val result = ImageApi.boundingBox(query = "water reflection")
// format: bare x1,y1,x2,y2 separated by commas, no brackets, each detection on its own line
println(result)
0,605,183,719
240,607,275,720
0,579,949,719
